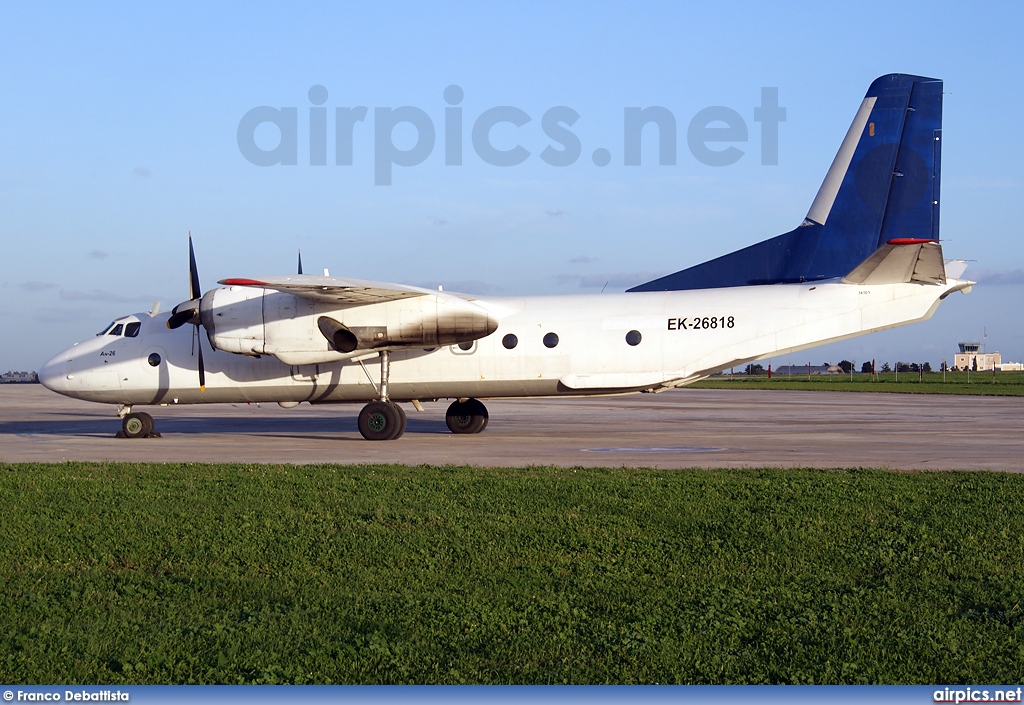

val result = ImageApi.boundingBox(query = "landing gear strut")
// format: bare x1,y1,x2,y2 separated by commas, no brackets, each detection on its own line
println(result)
357,351,407,441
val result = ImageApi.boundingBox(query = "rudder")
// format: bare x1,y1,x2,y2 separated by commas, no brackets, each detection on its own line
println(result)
629,73,943,292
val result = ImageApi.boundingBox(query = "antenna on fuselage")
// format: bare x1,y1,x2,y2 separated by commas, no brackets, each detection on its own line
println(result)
297,249,303,275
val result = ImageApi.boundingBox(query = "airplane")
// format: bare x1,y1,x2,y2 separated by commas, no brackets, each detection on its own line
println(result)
39,73,972,441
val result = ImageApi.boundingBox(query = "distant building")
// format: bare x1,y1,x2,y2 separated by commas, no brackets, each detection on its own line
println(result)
773,364,847,375
0,371,39,383
954,343,1000,372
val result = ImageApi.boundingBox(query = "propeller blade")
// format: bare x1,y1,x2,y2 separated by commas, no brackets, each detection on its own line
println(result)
166,299,199,329
188,232,201,301
197,332,206,391
166,310,192,329
169,234,208,390
297,249,303,275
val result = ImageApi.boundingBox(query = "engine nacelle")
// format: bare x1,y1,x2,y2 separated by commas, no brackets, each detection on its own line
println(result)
314,293,497,352
199,285,498,365
200,286,267,356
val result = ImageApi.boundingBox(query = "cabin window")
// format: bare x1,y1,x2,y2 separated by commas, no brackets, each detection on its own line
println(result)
543,332,559,348
502,334,518,350
458,341,474,351
108,324,124,336
125,321,141,337
626,330,642,346
148,353,161,367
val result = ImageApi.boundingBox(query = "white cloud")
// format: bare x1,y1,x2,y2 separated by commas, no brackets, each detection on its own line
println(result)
20,281,57,292
973,269,1024,285
555,272,665,289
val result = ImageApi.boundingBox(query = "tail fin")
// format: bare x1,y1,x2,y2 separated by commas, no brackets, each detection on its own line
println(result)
629,73,943,292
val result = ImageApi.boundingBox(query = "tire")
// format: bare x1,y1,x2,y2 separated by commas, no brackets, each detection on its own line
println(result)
465,398,488,432
358,401,401,441
122,413,150,439
137,412,154,436
389,403,407,440
446,399,488,434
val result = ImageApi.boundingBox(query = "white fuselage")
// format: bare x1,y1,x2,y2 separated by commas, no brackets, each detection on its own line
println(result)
39,276,968,408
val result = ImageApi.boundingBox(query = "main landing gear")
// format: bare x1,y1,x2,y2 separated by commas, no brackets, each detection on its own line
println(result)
357,350,407,441
445,398,488,434
358,400,407,441
356,350,490,440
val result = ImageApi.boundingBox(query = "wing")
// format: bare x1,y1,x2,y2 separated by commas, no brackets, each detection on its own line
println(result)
218,275,439,305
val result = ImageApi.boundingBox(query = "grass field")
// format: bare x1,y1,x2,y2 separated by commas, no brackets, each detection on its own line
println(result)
691,370,1024,395
2,463,1023,684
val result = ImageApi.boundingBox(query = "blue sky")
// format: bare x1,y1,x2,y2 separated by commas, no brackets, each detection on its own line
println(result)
2,1,1022,371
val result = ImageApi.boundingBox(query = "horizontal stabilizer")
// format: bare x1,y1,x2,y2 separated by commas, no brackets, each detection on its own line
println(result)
943,259,969,279
842,239,945,285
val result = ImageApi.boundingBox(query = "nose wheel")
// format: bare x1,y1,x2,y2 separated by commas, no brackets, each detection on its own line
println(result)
120,411,155,438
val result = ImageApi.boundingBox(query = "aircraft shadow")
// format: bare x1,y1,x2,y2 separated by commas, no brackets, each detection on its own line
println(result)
2,415,453,438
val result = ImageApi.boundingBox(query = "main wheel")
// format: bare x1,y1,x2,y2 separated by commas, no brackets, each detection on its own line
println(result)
122,412,152,439
445,398,488,434
358,401,401,441
390,402,407,440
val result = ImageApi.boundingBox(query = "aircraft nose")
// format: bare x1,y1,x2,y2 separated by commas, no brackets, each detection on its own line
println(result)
38,353,68,393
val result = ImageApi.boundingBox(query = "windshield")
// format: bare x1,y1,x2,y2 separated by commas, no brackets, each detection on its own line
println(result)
96,322,115,336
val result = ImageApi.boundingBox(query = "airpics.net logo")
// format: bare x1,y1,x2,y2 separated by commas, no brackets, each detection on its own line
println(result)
236,84,787,185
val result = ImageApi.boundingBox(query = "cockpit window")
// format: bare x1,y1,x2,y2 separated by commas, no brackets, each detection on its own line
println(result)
97,322,115,336
108,323,124,336
125,321,141,337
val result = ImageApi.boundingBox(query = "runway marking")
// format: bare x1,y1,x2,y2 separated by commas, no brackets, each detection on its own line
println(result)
583,446,724,454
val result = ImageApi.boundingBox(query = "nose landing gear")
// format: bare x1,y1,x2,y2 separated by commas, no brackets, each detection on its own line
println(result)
118,407,157,438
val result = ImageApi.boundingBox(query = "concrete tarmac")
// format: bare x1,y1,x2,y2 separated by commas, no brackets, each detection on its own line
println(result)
1,385,1021,470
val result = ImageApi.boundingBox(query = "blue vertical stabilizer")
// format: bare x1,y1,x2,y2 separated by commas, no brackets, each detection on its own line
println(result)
628,73,943,292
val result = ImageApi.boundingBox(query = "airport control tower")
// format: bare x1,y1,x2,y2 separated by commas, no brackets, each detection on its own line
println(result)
954,342,1001,371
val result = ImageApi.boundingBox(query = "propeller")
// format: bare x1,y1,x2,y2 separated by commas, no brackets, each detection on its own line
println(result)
167,235,202,329
166,232,206,390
